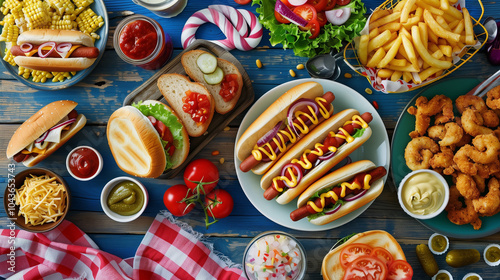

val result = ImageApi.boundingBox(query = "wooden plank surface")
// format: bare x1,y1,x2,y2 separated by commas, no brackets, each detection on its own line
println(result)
1,0,500,279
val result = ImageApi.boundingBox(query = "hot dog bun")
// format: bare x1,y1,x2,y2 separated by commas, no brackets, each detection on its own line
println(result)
261,109,372,204
181,50,243,114
236,81,333,175
322,230,406,280
6,100,86,167
157,73,214,137
107,100,189,178
13,29,97,72
297,160,385,225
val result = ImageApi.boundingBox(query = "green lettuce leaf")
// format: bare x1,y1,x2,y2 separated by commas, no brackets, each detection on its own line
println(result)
132,101,184,170
253,0,367,57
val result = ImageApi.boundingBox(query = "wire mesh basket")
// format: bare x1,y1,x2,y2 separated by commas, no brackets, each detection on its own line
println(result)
343,0,488,93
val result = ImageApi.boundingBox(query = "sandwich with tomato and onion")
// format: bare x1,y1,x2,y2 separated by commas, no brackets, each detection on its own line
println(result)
107,100,189,178
322,230,413,280
6,100,87,167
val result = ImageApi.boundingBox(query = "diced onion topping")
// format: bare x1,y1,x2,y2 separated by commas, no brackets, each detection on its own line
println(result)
20,43,33,53
38,41,56,58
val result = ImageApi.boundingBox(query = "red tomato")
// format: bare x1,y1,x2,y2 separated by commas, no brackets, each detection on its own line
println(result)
234,0,251,4
299,19,321,39
340,243,373,269
163,184,195,217
325,0,337,10
220,74,239,102
293,4,317,22
182,90,211,124
370,247,394,267
184,159,219,194
342,256,388,280
308,0,328,11
275,10,291,24
281,0,295,7
205,189,234,219
316,11,328,27
337,0,351,6
387,260,413,280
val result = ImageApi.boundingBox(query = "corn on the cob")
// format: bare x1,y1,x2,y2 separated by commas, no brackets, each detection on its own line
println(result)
3,48,16,66
46,0,75,16
76,8,103,35
52,71,72,82
22,1,51,30
31,70,53,83
18,67,32,79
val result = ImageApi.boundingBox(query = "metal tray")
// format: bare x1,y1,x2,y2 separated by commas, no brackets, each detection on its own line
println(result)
123,40,255,179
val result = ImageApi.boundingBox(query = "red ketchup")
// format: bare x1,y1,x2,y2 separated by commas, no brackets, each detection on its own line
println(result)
69,147,100,179
114,15,173,70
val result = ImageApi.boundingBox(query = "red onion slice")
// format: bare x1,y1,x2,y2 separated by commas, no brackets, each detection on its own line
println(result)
281,163,302,188
318,150,336,161
56,42,73,58
34,118,76,144
20,43,33,53
38,41,56,58
288,0,308,6
324,203,341,215
275,0,308,27
35,131,49,143
287,98,319,136
344,189,368,202
257,121,282,146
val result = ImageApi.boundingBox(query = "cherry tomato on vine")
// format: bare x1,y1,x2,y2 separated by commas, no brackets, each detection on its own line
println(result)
293,4,317,22
184,159,219,195
163,184,195,217
205,189,234,219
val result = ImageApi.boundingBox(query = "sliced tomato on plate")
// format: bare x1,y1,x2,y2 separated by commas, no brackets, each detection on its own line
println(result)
275,10,291,24
370,247,394,267
337,0,351,6
342,256,388,280
308,0,328,12
293,4,317,22
299,19,321,39
316,11,328,26
387,260,413,280
340,243,373,269
325,0,337,10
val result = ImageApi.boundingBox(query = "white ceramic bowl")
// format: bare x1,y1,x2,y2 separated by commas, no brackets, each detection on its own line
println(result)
66,146,103,181
398,169,449,220
100,176,148,222
433,270,453,280
428,233,449,255
462,272,482,280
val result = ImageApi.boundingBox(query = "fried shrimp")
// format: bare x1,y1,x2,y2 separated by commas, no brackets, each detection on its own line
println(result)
468,134,500,164
405,136,440,170
461,108,493,136
408,95,454,138
456,173,481,199
453,134,500,177
456,95,488,114
446,185,482,230
430,146,456,175
472,178,500,216
428,123,464,146
486,85,500,110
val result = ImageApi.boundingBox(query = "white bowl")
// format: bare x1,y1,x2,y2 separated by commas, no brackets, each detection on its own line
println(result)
100,176,148,222
66,146,103,181
428,233,449,255
433,270,453,280
398,169,449,220
462,272,482,280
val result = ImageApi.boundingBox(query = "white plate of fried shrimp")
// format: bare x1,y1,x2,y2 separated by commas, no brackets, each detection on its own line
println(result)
391,77,500,238
0,0,108,90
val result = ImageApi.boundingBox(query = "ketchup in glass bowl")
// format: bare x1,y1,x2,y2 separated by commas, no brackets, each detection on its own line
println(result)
66,146,103,181
113,15,173,70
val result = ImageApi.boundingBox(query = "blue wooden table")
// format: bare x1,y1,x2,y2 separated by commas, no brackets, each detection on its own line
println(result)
1,0,500,279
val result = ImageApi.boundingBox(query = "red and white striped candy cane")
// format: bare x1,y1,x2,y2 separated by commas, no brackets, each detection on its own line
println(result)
181,5,263,51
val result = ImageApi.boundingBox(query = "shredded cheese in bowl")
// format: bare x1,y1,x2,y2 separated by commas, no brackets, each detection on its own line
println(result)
15,174,67,226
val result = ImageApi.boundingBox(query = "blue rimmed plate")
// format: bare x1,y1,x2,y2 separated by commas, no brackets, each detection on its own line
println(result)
0,0,108,90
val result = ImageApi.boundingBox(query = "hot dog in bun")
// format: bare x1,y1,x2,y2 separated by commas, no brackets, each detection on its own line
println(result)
107,100,189,178
12,29,99,72
290,160,386,225
322,230,412,280
261,109,373,204
6,100,87,167
236,81,335,175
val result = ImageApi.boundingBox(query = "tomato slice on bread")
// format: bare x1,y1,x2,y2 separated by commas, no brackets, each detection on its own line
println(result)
342,256,388,280
387,260,413,280
370,247,394,267
340,243,373,269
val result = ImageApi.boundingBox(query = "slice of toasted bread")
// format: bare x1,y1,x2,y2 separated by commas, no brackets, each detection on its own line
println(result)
157,73,214,137
322,230,406,280
181,50,243,114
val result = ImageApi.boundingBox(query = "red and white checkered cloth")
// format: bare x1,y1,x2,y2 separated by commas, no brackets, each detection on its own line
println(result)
0,212,246,280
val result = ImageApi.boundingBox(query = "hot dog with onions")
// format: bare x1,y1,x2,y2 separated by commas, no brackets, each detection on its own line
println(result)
6,100,87,167
12,29,99,72
260,109,373,205
236,81,335,175
290,160,386,225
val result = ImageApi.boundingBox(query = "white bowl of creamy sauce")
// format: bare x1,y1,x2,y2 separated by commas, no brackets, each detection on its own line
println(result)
398,169,449,220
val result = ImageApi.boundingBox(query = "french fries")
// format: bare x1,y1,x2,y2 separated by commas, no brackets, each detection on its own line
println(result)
356,0,477,85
